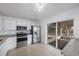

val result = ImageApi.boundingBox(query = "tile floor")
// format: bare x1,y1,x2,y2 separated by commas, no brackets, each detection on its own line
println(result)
7,43,63,56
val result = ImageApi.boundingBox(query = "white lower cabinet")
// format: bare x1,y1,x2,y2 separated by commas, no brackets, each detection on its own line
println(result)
0,37,16,56
27,35,32,45
0,17,3,31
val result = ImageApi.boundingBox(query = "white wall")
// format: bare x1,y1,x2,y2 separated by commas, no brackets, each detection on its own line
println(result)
74,16,79,38
39,7,79,44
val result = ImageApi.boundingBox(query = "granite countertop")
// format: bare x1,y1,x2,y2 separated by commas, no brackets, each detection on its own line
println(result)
0,35,16,38
0,35,16,46
0,37,7,46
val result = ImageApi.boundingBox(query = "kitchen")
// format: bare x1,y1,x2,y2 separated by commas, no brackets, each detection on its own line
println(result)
0,3,79,56
0,15,40,56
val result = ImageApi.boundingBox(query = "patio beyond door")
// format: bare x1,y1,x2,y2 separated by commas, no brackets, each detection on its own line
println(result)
47,20,73,50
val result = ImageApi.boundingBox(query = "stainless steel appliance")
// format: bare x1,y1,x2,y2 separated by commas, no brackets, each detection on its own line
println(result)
16,26,27,42
31,26,41,44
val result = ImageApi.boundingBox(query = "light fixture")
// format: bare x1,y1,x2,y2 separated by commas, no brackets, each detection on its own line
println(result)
35,3,45,12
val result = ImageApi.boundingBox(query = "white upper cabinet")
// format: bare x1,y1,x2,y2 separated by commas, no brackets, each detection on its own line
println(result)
4,17,16,31
4,19,11,30
10,20,16,30
0,17,3,31
17,19,26,26
0,16,38,31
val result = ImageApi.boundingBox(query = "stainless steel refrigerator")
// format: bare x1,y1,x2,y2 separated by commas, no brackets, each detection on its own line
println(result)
31,26,41,44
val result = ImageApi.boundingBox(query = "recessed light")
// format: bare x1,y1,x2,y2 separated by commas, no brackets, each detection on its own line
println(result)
35,3,45,12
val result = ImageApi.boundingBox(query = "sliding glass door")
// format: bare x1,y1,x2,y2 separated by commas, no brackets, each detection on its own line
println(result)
47,23,57,48
57,20,73,50
47,20,73,50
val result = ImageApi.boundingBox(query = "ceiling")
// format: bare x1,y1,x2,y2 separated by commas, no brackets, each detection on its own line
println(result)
0,3,79,21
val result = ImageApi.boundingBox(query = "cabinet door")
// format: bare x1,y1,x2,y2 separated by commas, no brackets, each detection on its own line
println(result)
7,37,17,49
17,20,22,26
4,19,11,30
17,20,26,26
0,18,3,31
10,20,16,30
4,19,16,30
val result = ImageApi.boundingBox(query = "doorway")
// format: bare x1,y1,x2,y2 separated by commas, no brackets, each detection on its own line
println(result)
47,20,73,50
